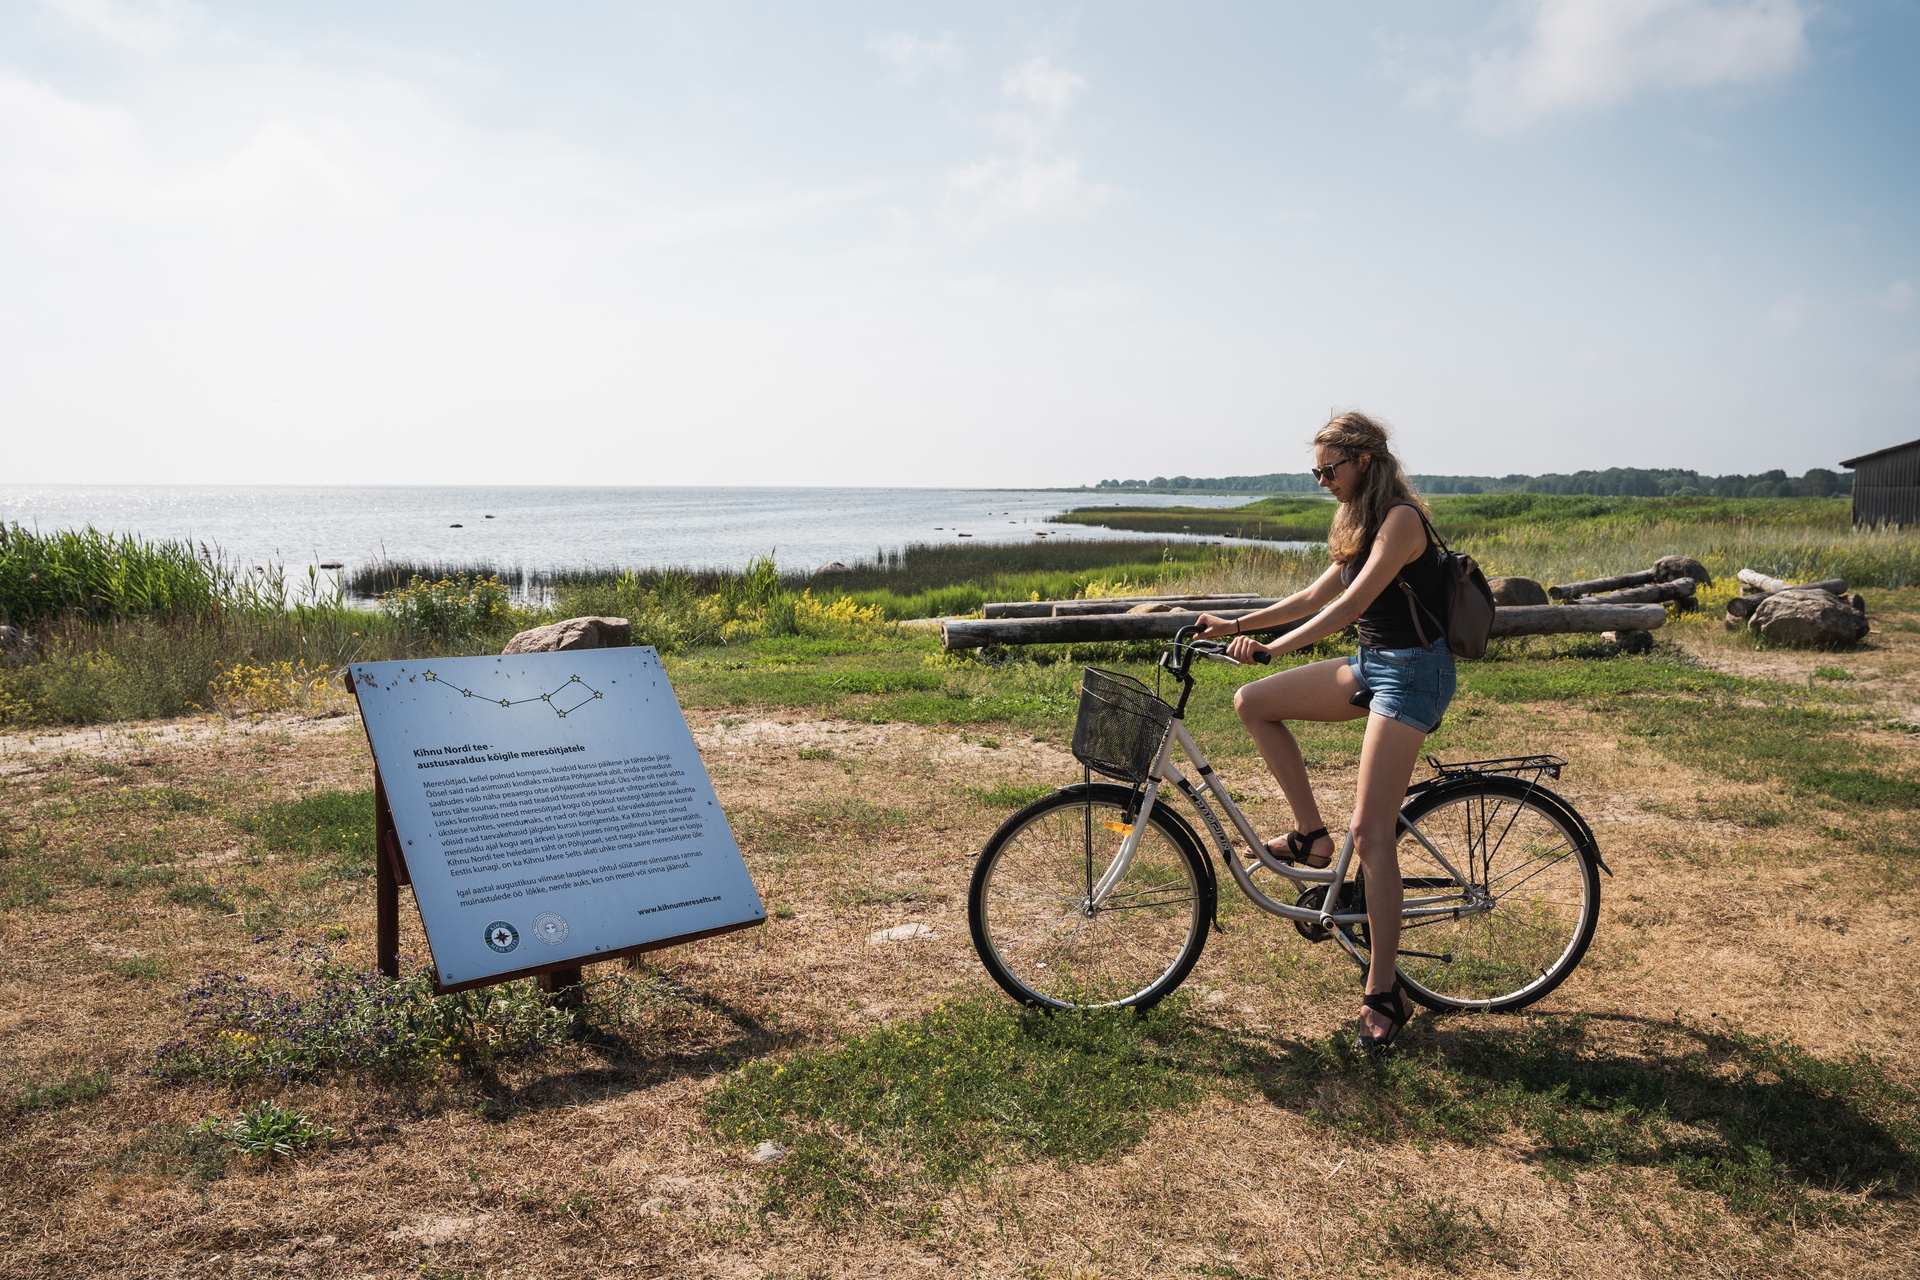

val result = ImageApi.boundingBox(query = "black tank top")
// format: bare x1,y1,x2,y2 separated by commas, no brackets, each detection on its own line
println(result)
1339,504,1450,650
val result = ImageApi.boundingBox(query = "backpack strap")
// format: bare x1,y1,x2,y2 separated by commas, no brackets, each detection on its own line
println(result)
1388,504,1446,648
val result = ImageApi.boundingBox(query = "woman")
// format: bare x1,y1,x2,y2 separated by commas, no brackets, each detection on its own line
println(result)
1193,411,1455,1053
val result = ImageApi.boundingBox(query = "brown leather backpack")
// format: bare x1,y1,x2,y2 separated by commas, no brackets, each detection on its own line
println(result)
1397,510,1497,659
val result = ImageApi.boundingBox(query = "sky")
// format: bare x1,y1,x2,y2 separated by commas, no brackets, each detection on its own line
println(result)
2,0,1916,487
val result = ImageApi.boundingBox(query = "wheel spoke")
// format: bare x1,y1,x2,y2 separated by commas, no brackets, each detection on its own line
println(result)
1392,783,1596,1010
973,794,1205,1009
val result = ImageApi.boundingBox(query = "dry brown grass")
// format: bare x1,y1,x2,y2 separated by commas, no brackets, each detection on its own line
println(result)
3,610,1919,1278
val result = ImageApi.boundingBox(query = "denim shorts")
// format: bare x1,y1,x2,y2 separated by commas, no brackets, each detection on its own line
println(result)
1349,640,1457,734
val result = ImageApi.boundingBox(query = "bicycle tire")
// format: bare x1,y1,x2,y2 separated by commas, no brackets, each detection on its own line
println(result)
969,783,1214,1011
1387,775,1601,1013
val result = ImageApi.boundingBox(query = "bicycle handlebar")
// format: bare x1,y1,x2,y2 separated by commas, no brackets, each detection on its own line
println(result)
1168,626,1271,667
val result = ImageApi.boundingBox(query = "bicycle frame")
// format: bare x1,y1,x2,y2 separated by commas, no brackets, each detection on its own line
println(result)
1090,682,1491,971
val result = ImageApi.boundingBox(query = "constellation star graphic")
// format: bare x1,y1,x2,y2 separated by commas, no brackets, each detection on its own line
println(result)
421,671,605,718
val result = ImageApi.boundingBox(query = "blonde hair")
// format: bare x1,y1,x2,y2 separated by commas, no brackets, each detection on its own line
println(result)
1315,411,1430,564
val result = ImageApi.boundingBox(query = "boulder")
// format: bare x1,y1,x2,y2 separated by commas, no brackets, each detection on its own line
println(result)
1749,591,1868,648
1604,628,1655,654
501,616,632,655
0,625,33,664
1653,556,1712,586
1488,576,1550,607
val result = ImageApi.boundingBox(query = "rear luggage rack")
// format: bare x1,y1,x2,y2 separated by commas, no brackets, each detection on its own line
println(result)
1425,753,1566,781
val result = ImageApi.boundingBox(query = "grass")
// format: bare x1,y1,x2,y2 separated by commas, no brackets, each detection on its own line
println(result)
1626,698,1920,811
13,1069,111,1111
151,946,581,1084
239,789,377,878
703,993,1918,1229
1257,1015,1919,1226
1066,495,1920,589
3,585,1918,1274
202,1100,334,1158
0,523,228,625
9,498,1908,729
705,995,1211,1218
1376,1196,1505,1270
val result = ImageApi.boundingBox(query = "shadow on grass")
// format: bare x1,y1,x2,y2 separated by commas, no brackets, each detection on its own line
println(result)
701,993,1914,1229
1231,1011,1918,1225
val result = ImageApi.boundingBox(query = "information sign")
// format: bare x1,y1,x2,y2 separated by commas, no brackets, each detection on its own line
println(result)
348,647,764,991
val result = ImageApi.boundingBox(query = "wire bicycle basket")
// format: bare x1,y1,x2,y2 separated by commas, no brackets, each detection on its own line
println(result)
1072,668,1176,785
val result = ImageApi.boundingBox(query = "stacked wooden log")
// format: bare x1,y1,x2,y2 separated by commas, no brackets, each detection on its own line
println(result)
984,594,1280,619
1548,555,1710,609
940,596,1668,650
943,553,1738,651
1725,570,1868,646
1539,556,1710,649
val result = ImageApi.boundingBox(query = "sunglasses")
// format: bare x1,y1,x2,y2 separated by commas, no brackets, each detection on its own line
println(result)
1311,457,1356,483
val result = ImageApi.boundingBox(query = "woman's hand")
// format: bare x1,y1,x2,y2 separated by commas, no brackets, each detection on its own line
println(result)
1191,612,1239,640
1225,634,1274,665
1194,614,1277,664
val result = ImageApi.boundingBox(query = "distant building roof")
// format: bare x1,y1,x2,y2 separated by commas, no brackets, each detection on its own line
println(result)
1841,437,1920,468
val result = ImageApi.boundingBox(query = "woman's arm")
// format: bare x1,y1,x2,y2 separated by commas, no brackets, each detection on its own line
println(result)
1192,560,1345,640
1221,506,1428,661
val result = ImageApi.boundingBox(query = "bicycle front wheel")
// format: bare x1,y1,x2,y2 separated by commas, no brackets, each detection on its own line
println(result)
969,784,1213,1011
1391,776,1601,1012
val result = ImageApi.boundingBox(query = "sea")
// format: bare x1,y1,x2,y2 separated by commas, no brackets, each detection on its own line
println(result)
0,485,1273,579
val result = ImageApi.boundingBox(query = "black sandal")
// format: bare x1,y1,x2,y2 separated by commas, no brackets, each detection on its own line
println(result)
1270,826,1332,869
1358,978,1412,1056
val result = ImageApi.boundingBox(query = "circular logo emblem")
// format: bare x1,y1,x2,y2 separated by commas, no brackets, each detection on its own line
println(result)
484,921,520,953
532,912,570,945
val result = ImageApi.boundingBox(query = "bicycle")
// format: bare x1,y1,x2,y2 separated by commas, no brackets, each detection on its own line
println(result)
967,628,1609,1013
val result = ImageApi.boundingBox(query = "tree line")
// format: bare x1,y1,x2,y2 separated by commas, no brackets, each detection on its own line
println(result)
1093,467,1852,498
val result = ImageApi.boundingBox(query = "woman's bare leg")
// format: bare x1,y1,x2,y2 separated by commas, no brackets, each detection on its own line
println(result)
1350,711,1431,1036
1231,657,1368,861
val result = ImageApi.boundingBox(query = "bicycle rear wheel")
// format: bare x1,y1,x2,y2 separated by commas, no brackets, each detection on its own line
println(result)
969,784,1213,1011
1390,776,1601,1012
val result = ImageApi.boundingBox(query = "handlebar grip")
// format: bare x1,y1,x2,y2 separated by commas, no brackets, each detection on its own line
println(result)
1252,650,1272,665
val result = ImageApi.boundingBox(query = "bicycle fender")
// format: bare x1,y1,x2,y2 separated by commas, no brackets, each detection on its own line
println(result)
1166,780,1229,934
1048,781,1224,934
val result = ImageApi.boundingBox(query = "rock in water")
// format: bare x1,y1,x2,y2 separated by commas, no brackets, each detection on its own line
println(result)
1749,591,1868,647
1653,556,1712,586
501,616,633,654
1487,576,1549,606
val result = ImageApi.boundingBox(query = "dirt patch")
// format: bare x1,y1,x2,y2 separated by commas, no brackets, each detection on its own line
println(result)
1665,591,1920,725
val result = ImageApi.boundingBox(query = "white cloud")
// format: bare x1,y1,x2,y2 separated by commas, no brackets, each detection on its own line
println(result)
34,0,201,53
945,57,1117,228
0,25,924,485
868,31,963,83
1001,57,1084,114
949,153,1114,223
1764,293,1808,335
1450,0,1810,131
1051,279,1134,311
1872,280,1915,313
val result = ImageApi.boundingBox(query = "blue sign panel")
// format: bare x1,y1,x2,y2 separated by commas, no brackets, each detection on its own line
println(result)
349,647,764,988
